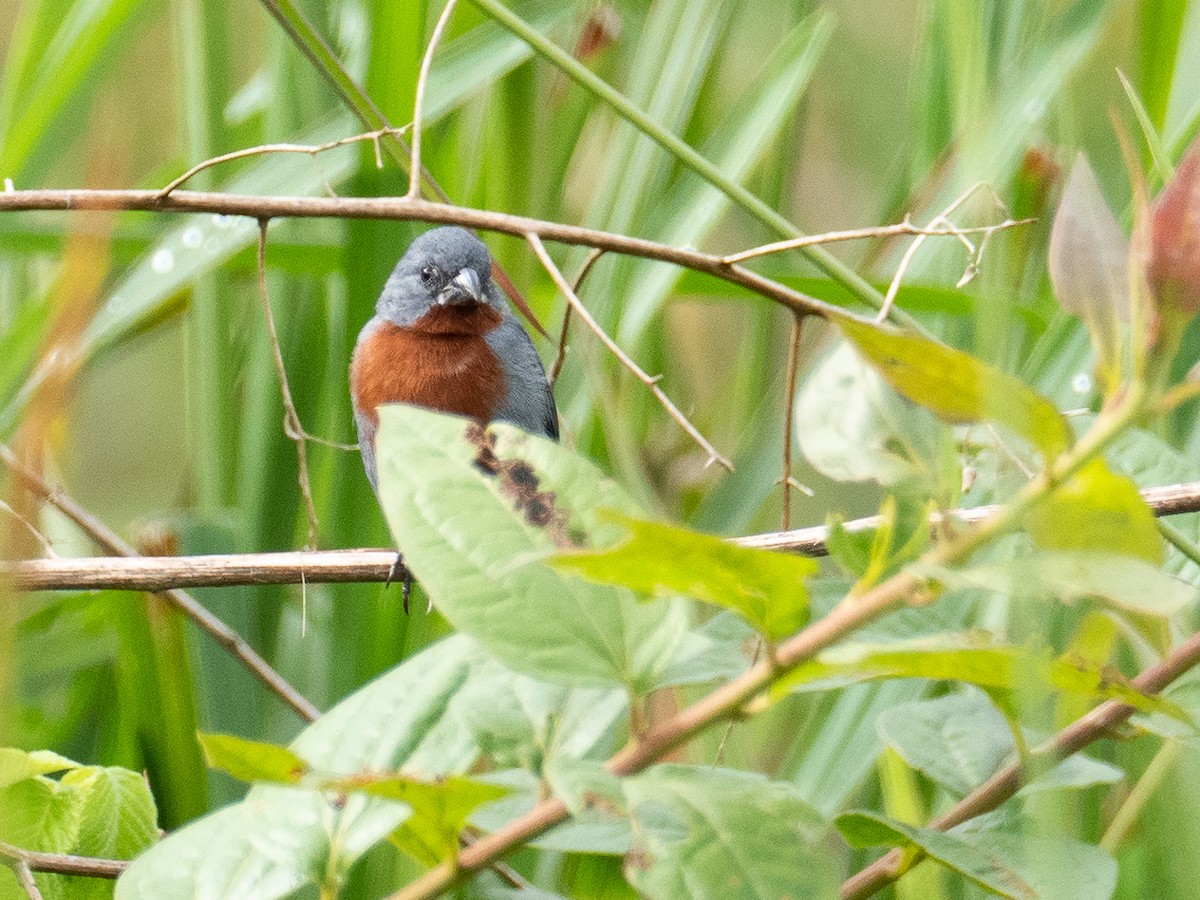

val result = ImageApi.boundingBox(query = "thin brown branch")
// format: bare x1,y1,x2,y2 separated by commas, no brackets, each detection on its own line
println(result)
0,842,126,880
550,247,605,387
781,314,805,529
0,445,320,723
840,625,1200,900
9,479,1200,591
408,0,459,199
157,127,410,197
0,190,834,320
720,216,1034,264
255,220,319,549
0,843,44,900
526,233,733,471
0,498,57,557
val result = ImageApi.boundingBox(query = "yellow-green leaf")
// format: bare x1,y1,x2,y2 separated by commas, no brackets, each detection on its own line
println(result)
552,515,818,639
198,733,309,785
833,313,1071,459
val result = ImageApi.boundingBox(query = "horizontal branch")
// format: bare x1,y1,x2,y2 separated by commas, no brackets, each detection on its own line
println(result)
8,480,1200,592
0,189,833,319
0,841,125,880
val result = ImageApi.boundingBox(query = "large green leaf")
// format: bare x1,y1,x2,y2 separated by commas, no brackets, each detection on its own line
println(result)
622,765,836,900
837,811,1117,899
877,692,1123,798
833,312,1071,459
552,515,817,639
1023,458,1163,563
374,406,687,691
921,550,1194,617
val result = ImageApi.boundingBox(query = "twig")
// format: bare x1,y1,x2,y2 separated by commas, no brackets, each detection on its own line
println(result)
0,498,57,557
0,841,125,881
781,314,805,529
255,220,320,549
408,0,459,199
840,626,1200,900
719,217,1033,265
0,445,320,722
525,233,732,471
10,479,1200,591
550,248,605,387
0,844,44,900
876,183,1010,322
157,127,410,198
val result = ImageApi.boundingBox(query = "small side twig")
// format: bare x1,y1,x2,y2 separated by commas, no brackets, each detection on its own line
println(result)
525,233,732,471
407,0,460,199
255,220,320,549
877,184,1015,322
157,126,410,198
0,444,320,723
0,843,44,900
550,247,605,387
720,216,1033,265
0,498,57,557
0,841,126,883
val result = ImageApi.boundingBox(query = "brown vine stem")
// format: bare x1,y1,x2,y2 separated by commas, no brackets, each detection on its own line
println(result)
385,387,1147,900
0,445,320,722
549,247,605,387
255,220,319,549
840,625,1200,899
9,479,1200,591
526,233,732,470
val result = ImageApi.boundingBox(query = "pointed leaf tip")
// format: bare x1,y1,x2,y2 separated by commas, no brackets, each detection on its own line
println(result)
1148,137,1200,320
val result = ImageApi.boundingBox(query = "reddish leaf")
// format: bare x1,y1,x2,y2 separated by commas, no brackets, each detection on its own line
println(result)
1147,137,1200,319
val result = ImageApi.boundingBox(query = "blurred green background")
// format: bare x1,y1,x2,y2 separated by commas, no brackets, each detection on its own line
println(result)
3,0,1200,896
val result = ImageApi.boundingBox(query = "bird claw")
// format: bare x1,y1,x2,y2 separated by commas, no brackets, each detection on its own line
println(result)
385,553,416,614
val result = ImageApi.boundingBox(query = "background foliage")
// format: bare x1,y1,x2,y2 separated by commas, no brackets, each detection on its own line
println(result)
3,0,1200,898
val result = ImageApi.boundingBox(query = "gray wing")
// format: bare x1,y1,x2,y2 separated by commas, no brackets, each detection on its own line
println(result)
486,315,559,440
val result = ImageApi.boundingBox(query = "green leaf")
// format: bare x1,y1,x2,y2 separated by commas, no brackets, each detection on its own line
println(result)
832,312,1071,459
374,407,687,691
836,811,1117,899
775,636,1182,721
878,692,1123,798
67,766,159,861
1024,458,1163,563
0,748,79,790
622,765,836,900
920,550,1195,616
797,342,956,487
826,494,933,593
552,515,817,640
198,733,309,785
322,772,509,865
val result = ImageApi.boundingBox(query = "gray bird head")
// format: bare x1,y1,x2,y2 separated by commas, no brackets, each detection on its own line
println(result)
375,226,506,328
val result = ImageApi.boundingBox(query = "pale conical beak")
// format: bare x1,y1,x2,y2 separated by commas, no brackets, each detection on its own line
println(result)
438,267,483,305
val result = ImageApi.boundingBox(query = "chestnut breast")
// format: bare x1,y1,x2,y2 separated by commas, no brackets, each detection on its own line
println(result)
350,304,507,426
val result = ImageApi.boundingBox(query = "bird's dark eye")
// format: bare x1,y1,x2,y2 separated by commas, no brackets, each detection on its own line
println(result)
420,265,437,285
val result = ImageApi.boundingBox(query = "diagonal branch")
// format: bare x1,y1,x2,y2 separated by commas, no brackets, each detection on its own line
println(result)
0,445,320,722
840,625,1200,899
526,232,733,470
407,0,460,199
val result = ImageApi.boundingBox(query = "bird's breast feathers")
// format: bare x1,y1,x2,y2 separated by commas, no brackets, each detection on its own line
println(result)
350,319,507,425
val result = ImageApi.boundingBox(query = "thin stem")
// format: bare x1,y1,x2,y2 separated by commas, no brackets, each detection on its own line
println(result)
255,220,319,549
721,217,1033,265
781,314,805,529
408,0,459,198
1100,740,1182,853
550,248,605,387
0,445,320,722
0,841,125,880
158,127,409,197
526,233,732,470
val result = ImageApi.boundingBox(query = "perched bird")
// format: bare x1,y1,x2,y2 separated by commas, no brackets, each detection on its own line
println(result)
350,226,559,607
